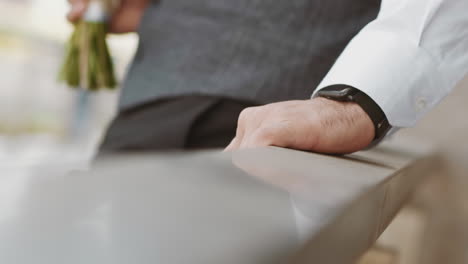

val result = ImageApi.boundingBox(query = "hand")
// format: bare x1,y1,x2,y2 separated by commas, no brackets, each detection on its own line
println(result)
67,0,150,33
225,98,375,154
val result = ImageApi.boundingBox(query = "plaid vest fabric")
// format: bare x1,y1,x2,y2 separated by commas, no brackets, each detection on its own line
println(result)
119,0,380,109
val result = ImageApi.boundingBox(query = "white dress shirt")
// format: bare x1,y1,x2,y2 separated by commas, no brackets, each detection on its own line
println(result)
313,0,468,128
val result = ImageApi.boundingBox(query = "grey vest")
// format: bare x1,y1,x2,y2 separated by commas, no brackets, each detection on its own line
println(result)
119,0,380,109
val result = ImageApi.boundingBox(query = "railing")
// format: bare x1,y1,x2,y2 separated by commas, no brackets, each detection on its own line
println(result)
0,140,437,264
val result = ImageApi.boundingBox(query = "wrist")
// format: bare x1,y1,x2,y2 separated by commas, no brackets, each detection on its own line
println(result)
316,85,391,146
311,98,375,153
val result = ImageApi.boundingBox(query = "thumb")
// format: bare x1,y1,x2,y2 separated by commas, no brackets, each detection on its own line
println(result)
67,0,89,22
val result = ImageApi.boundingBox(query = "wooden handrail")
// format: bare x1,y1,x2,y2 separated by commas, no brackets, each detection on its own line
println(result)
0,142,436,264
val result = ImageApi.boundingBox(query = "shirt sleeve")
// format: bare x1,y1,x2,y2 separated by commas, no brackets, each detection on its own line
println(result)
312,0,468,127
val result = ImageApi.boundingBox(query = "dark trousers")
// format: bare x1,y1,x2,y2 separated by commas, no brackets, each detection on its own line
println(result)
99,96,257,152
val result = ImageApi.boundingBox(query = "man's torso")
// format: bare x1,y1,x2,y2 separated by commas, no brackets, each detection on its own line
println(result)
120,0,380,109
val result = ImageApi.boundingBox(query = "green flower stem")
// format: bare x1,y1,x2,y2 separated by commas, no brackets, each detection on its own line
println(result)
59,21,117,91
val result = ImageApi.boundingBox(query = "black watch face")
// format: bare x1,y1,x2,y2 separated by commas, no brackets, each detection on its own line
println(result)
317,86,355,99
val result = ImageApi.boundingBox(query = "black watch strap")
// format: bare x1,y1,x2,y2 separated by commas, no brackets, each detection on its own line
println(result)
316,85,391,144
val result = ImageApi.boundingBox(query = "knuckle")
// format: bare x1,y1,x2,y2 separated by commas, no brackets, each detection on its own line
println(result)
238,107,257,123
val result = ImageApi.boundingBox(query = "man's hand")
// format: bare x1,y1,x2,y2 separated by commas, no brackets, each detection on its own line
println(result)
225,98,375,154
67,0,149,33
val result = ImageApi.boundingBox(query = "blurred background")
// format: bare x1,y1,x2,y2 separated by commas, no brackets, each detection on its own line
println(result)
0,0,137,166
1,0,468,263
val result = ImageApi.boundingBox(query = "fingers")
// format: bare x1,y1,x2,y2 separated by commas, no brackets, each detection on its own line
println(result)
224,138,239,151
67,0,89,22
109,0,151,33
108,6,145,33
239,125,290,149
66,0,149,33
225,107,254,151
225,106,288,151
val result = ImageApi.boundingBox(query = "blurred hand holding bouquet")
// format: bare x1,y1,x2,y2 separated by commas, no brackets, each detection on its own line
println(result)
59,0,117,91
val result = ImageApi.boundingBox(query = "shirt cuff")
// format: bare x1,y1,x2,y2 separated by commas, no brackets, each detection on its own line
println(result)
312,29,446,127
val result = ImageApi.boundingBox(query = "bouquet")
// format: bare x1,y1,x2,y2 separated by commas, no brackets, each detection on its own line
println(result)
59,0,117,91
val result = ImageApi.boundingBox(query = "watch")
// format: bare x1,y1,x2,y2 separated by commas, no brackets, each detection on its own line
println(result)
316,85,392,145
